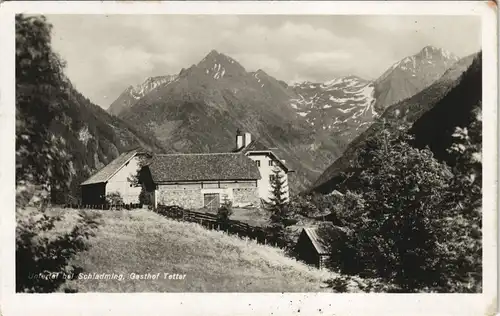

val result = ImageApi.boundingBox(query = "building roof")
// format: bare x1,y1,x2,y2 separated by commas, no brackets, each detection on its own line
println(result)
81,149,139,185
303,227,329,255
233,139,291,172
148,153,261,183
233,139,270,153
301,223,348,255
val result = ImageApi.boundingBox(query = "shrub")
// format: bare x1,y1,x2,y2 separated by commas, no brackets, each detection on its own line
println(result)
289,194,318,217
217,196,234,223
16,208,101,292
138,186,152,206
105,192,123,208
155,205,187,219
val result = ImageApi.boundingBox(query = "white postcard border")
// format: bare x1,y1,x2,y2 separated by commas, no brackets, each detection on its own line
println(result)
0,1,497,316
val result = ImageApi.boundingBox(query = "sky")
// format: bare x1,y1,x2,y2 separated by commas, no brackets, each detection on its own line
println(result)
46,15,481,109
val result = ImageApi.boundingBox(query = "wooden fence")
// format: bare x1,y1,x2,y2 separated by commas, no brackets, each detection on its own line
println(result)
64,203,144,210
62,203,284,248
154,205,278,247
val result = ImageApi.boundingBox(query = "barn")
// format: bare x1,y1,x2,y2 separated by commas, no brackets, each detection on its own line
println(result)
146,153,261,209
80,149,145,205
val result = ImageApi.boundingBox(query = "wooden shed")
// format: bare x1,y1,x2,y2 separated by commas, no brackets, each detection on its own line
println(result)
295,226,331,269
295,223,349,270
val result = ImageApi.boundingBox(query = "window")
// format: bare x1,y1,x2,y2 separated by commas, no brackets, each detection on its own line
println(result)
269,175,276,182
256,160,261,167
269,160,274,166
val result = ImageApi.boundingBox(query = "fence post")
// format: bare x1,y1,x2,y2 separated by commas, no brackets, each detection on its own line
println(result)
264,238,267,245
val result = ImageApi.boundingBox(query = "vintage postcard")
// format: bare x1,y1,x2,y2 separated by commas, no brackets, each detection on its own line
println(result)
0,1,497,315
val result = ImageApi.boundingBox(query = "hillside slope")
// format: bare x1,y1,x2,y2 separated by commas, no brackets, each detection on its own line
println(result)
15,15,169,204
410,53,481,163
311,52,481,193
48,86,169,202
373,45,460,113
49,209,363,292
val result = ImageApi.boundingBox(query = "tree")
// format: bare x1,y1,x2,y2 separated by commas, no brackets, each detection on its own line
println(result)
16,14,73,206
324,124,453,291
127,151,153,206
321,117,482,292
264,166,295,248
15,15,98,293
435,103,482,292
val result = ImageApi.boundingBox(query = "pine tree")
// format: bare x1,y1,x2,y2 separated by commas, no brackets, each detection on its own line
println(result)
265,166,294,247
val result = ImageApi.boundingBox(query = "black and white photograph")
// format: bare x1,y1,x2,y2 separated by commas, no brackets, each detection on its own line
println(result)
1,1,497,315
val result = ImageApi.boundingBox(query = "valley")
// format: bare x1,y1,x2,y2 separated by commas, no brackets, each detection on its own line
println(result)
106,46,465,193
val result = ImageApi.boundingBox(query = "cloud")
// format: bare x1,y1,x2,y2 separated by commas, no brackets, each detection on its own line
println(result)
46,14,481,108
295,51,352,65
231,53,282,73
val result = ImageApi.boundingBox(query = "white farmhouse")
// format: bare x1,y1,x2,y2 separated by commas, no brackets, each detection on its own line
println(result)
80,149,144,205
233,130,292,202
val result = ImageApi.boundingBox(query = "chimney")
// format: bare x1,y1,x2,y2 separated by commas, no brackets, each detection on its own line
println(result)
236,129,244,150
244,132,252,147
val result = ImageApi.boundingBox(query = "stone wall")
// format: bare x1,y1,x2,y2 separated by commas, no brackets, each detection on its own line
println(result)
233,187,260,207
157,187,202,209
156,182,259,209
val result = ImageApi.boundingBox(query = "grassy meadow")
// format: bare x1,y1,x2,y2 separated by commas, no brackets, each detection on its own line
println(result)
23,208,362,292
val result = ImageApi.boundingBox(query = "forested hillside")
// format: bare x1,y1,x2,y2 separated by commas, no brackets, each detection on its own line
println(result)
312,52,481,193
16,15,167,204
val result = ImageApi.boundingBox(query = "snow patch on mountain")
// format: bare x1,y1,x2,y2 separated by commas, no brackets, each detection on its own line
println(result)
290,76,377,141
129,75,178,100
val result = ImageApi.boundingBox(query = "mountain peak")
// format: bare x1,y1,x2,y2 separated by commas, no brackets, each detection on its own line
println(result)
207,49,221,58
195,49,246,79
255,69,269,76
416,45,458,61
200,49,232,64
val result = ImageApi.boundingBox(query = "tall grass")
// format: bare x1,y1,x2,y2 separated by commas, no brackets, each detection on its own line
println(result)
54,209,360,292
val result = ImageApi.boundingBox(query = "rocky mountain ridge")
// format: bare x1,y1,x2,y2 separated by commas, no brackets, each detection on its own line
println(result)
107,47,467,192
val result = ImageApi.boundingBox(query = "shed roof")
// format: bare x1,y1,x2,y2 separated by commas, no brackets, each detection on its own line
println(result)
81,149,139,186
301,223,348,255
303,227,329,255
148,153,261,183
